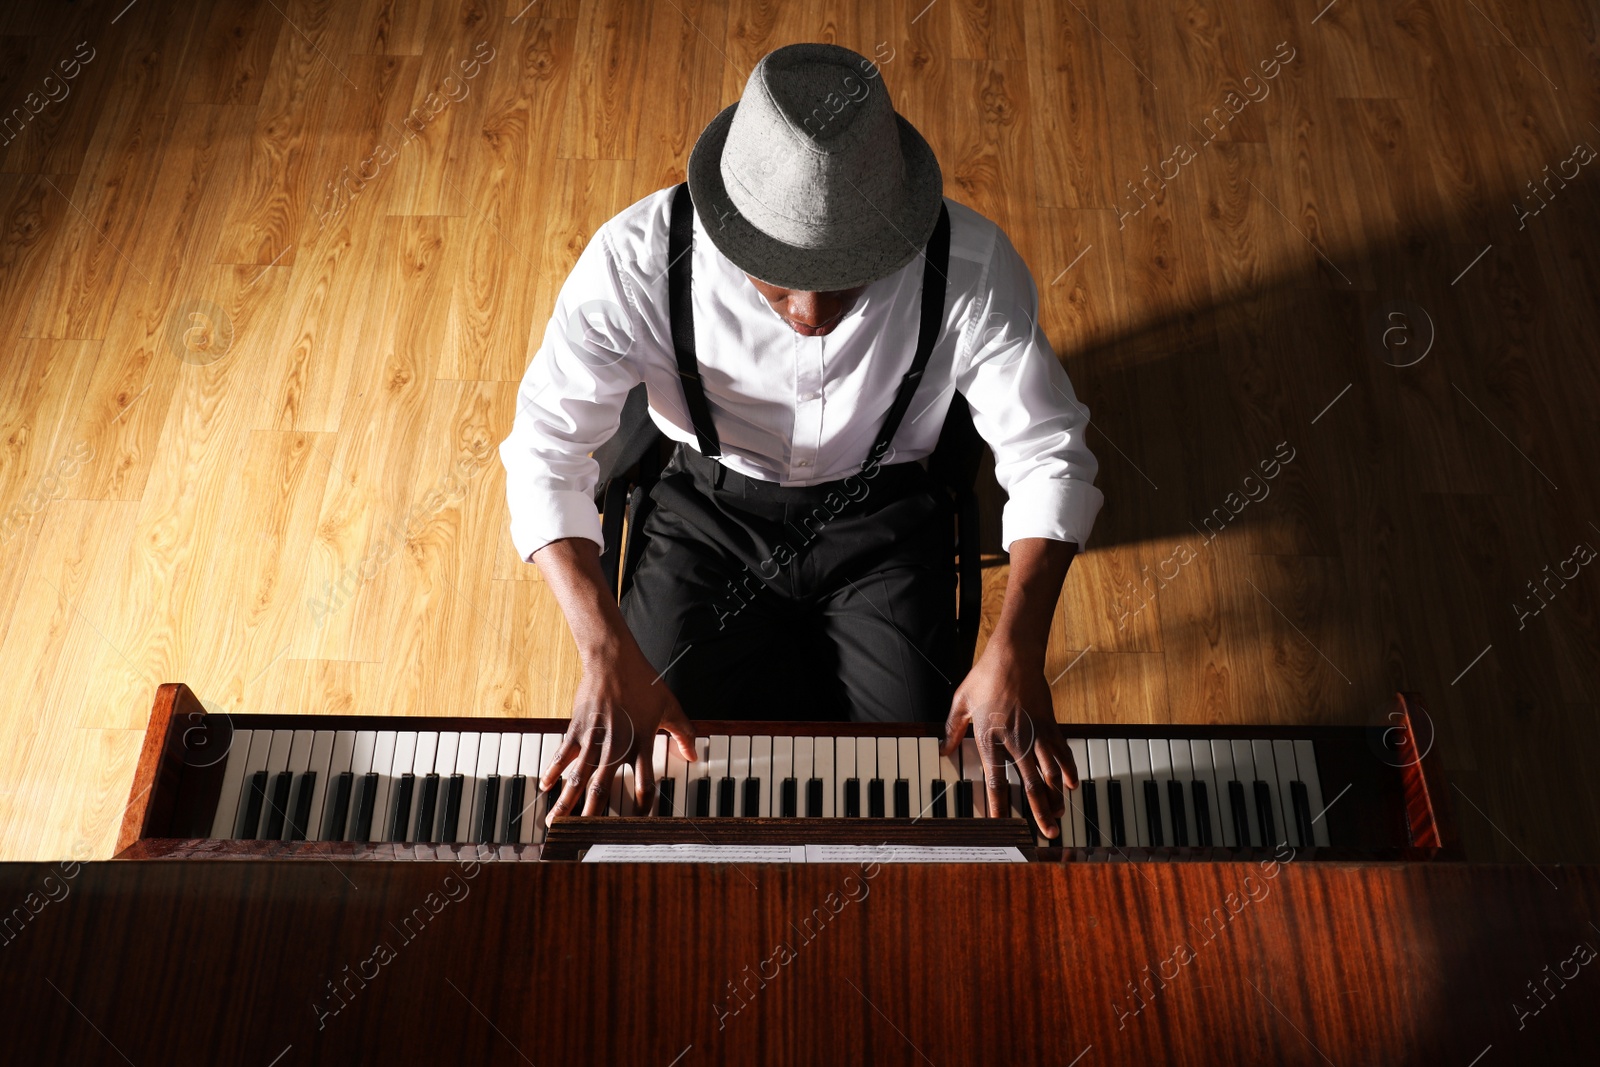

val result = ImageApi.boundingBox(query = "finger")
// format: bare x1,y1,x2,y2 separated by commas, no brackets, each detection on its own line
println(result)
540,730,581,793
976,726,1010,818
660,701,699,760
1055,739,1080,790
581,740,618,817
1013,750,1060,839
941,702,971,759
633,748,657,814
1035,744,1065,807
551,734,602,823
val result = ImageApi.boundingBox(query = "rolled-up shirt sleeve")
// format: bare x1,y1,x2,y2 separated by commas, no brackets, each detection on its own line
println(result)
955,228,1105,552
499,225,643,561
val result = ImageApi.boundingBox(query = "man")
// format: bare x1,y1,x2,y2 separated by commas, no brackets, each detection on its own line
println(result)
499,43,1103,836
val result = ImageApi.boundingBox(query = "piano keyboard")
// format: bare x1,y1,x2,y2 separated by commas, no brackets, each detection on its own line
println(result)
205,726,1335,851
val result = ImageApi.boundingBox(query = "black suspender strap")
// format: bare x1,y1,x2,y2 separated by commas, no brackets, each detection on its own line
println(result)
863,202,951,470
668,183,721,457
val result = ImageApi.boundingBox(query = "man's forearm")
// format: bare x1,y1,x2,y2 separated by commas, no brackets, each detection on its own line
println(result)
531,537,638,666
987,538,1078,666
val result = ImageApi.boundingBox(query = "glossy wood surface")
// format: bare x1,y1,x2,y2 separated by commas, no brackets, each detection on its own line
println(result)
2,858,1598,1063
0,0,1597,865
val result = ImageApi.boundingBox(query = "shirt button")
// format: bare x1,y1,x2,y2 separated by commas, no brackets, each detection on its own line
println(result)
800,391,820,402
796,459,812,468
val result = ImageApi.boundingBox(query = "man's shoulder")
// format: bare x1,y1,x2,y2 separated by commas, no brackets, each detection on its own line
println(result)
941,198,1016,284
599,187,677,249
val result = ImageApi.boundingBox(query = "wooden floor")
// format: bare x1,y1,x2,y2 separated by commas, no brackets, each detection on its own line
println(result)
0,0,1595,863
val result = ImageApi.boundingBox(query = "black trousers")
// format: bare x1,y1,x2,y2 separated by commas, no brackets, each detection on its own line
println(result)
620,445,956,723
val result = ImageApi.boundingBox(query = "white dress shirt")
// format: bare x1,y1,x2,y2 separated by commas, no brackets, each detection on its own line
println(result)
499,188,1104,560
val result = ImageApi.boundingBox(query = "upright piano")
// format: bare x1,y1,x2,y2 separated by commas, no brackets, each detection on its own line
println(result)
117,683,1456,862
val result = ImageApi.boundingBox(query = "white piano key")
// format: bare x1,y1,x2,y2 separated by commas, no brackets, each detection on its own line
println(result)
1065,738,1088,847
1148,739,1176,848
689,736,712,815
730,736,752,817
1272,739,1302,848
315,731,356,840
815,737,835,817
1229,739,1261,847
1168,737,1199,847
493,734,521,841
916,737,939,821
611,762,633,818
664,738,690,818
1084,738,1110,846
876,737,897,785
708,735,731,815
751,735,773,817
645,734,667,816
1127,736,1152,847
536,730,563,837
794,737,814,816
367,732,399,844
833,735,855,817
384,732,419,842
1252,739,1285,849
857,736,877,783
517,734,543,844
1005,754,1025,827
209,729,254,839
236,731,278,838
959,737,987,817
473,733,502,837
1189,739,1223,848
303,731,335,842
1293,739,1332,847
1108,738,1133,847
896,737,919,819
1209,740,1239,847
773,736,794,816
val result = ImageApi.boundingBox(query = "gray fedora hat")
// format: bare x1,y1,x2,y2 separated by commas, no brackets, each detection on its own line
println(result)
687,42,943,292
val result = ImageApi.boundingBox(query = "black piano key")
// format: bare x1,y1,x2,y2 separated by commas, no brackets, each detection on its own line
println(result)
1291,780,1314,846
476,775,501,843
288,772,316,842
1167,779,1189,848
506,775,527,842
438,773,463,843
954,779,973,819
742,778,761,817
717,777,736,817
806,778,823,818
542,785,564,825
780,778,798,819
867,780,885,818
262,771,293,840
1081,781,1101,846
1254,781,1277,848
238,770,268,839
388,774,416,843
693,777,712,817
844,778,861,818
353,771,379,841
657,776,676,817
1143,780,1163,847
415,773,440,843
1227,781,1250,846
322,772,352,841
1106,780,1126,848
930,779,948,819
1192,780,1213,847
892,779,910,819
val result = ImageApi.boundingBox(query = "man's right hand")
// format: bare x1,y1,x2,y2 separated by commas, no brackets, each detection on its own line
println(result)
528,536,698,823
540,644,698,822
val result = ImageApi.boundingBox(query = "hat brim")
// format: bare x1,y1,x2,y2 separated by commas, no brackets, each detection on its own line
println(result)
686,102,944,292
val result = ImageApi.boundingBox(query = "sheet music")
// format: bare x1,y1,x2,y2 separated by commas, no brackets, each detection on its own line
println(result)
581,844,806,863
579,844,1028,863
803,845,1028,864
